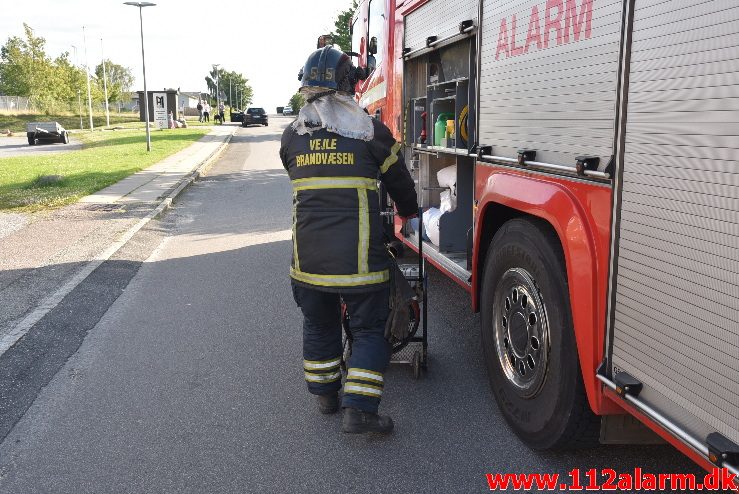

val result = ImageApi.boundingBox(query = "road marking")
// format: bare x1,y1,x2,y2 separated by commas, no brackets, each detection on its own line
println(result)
0,129,235,357
0,199,170,356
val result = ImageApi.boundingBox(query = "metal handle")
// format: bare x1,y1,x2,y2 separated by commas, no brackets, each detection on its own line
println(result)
479,154,611,180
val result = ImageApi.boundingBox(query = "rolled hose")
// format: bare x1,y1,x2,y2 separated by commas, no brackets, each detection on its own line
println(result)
459,105,469,146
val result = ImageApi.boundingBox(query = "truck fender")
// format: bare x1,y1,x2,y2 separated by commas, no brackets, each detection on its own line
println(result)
473,171,609,414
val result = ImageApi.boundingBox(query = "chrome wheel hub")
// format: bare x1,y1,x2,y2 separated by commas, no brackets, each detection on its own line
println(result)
493,268,550,398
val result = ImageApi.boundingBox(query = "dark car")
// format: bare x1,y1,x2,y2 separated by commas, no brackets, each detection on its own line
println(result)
230,109,244,122
242,107,268,127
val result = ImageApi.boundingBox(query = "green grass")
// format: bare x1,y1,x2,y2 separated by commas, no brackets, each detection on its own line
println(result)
0,112,141,133
0,128,209,211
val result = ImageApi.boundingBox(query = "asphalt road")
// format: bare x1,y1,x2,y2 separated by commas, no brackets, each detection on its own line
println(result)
0,118,708,493
0,135,82,157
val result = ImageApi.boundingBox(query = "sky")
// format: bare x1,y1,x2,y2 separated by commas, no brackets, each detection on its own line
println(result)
0,0,353,112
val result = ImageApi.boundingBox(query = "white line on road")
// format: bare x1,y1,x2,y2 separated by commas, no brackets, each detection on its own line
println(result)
0,199,170,356
0,130,234,357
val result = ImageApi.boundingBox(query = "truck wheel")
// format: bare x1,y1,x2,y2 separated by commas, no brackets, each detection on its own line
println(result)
480,218,598,450
27,133,35,146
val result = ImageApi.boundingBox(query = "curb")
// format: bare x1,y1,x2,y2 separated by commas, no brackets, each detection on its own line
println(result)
0,128,236,356
156,127,235,211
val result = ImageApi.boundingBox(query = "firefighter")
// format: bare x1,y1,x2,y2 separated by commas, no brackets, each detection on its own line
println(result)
279,46,418,434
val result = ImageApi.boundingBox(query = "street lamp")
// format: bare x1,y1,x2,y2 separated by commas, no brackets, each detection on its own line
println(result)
124,1,156,152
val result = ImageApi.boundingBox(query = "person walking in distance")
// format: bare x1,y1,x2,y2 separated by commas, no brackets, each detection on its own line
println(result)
197,100,204,122
280,46,418,434
218,101,225,125
203,102,210,122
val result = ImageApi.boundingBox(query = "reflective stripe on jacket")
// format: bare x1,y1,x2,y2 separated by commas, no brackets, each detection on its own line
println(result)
280,119,418,292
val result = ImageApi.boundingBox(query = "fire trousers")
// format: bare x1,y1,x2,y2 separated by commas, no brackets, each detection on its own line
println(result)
291,283,391,413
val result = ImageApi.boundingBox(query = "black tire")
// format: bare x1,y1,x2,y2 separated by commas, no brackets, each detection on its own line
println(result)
27,134,35,146
60,131,68,144
480,218,599,450
263,122,268,126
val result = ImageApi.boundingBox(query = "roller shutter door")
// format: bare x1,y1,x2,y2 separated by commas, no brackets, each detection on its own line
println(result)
404,0,478,52
611,0,739,447
478,0,624,170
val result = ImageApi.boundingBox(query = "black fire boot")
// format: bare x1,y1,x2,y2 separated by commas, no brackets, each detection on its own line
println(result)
341,407,394,434
317,393,339,414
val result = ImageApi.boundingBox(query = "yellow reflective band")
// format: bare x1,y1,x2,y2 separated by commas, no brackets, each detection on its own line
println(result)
292,191,300,271
290,268,390,288
380,141,402,174
303,358,341,370
344,383,383,397
347,368,384,384
305,370,342,383
291,176,378,191
357,188,369,274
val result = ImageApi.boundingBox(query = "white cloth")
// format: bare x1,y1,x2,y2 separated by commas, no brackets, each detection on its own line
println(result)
437,165,457,213
292,87,374,141
423,207,443,246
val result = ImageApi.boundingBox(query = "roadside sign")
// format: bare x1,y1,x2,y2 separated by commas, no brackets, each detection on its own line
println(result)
153,92,168,129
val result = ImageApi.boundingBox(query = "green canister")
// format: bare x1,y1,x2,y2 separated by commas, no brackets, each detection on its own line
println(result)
434,112,455,146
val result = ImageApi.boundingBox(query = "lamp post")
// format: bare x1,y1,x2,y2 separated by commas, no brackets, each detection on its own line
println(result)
124,1,156,152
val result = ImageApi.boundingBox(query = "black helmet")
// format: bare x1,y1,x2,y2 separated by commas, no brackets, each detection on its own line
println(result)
298,46,364,94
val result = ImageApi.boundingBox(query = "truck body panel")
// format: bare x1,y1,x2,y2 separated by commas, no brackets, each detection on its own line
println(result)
608,0,739,455
351,0,739,473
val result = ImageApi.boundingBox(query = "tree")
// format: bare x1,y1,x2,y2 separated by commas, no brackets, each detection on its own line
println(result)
0,24,102,112
51,52,87,107
288,92,305,112
94,60,133,105
330,0,358,52
0,24,55,103
204,66,253,108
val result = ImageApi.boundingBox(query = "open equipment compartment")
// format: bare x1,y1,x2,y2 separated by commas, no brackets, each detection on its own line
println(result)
400,21,477,285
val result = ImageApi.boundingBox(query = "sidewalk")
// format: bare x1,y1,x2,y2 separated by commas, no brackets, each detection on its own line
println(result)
0,125,235,346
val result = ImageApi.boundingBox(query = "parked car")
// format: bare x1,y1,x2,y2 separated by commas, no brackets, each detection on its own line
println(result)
242,107,268,127
282,106,293,116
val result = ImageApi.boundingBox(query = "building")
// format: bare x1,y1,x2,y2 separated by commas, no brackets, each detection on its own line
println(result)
178,92,202,116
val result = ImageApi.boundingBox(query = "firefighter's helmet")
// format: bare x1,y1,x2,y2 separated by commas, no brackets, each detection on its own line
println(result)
298,46,363,94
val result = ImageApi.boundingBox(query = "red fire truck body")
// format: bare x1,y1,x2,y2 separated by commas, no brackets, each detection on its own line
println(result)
350,0,739,474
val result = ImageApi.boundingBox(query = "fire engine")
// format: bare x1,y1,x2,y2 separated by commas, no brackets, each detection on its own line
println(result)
349,0,739,475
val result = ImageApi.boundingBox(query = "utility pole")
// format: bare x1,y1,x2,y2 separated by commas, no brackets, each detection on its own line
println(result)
82,26,94,130
72,45,83,129
229,78,232,109
101,38,110,127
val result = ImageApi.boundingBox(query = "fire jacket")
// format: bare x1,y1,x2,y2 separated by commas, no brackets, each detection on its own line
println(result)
280,119,418,292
